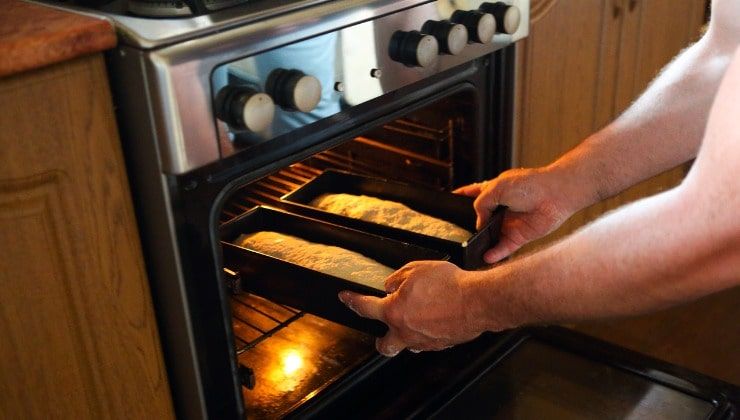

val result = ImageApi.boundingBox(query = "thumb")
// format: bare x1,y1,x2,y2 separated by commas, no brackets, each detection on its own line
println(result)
376,333,407,357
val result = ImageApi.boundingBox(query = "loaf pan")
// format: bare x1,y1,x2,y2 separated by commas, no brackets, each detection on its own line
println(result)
221,206,448,336
280,170,505,269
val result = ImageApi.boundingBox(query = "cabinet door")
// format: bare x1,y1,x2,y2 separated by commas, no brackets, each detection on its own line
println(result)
587,0,707,222
514,0,624,243
615,0,707,112
514,0,620,169
0,56,174,419
514,0,707,240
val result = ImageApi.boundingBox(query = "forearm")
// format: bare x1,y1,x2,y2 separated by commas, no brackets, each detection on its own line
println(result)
546,32,737,212
472,182,740,330
475,43,740,330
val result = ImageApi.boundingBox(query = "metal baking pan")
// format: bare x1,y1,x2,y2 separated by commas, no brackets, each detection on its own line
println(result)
280,170,505,269
221,206,448,336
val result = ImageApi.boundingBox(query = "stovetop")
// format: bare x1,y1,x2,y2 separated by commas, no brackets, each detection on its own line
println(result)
27,0,435,49
28,0,334,48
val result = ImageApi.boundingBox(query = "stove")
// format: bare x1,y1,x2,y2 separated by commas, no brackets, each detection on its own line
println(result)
49,1,529,416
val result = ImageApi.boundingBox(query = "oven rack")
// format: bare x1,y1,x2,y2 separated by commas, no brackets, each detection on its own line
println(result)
230,293,303,355
220,117,455,353
221,163,316,222
220,118,455,223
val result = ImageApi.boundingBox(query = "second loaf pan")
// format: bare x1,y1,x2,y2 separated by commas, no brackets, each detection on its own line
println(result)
221,206,448,336
280,169,505,269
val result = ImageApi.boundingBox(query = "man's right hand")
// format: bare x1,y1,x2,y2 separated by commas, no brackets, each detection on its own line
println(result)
454,167,577,263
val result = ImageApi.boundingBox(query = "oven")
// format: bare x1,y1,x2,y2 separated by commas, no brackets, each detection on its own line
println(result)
37,0,739,417
102,1,527,417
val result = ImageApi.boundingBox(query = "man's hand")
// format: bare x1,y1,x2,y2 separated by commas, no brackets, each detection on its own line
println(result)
454,167,577,263
338,261,487,357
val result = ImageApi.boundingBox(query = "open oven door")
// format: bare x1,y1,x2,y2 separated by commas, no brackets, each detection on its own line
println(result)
295,326,739,419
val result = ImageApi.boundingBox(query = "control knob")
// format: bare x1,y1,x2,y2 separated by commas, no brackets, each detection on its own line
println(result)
479,2,522,34
389,30,439,68
215,86,275,133
450,10,496,44
266,69,322,112
421,20,468,55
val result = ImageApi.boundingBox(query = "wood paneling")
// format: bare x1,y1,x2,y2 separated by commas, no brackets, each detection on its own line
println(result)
515,0,738,385
616,0,707,111
516,0,706,240
0,55,174,418
516,0,618,169
562,0,707,234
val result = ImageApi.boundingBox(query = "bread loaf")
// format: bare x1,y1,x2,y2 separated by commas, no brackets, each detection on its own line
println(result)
234,231,392,291
309,193,472,242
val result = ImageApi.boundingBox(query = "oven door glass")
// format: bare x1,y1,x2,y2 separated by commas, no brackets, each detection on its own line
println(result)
307,329,731,419
220,85,488,417
433,339,716,419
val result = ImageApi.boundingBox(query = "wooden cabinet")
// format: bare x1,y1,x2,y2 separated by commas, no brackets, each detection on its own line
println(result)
514,0,740,386
515,0,707,238
0,55,175,419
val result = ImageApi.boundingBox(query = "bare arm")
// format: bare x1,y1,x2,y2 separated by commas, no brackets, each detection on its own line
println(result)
477,47,740,328
461,0,740,264
340,47,740,356
550,0,740,211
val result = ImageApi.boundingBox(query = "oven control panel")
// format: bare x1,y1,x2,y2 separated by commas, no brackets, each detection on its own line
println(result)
210,0,528,153
113,0,530,174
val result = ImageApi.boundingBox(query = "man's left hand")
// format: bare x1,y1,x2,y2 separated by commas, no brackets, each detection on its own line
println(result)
338,260,486,357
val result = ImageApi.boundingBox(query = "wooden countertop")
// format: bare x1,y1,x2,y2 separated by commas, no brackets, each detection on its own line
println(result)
0,0,116,78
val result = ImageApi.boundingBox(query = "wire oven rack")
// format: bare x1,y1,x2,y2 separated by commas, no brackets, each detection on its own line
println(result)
222,163,328,354
230,293,303,354
221,118,455,353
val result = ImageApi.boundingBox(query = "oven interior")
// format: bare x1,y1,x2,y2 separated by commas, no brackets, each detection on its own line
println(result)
218,89,488,418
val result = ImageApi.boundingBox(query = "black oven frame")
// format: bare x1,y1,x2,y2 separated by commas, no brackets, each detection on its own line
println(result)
150,48,516,418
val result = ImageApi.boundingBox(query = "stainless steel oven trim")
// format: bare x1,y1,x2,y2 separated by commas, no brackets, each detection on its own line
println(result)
107,47,209,420
130,0,528,174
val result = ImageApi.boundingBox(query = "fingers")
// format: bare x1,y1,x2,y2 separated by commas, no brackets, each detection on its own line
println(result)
472,180,503,230
338,291,384,321
338,292,406,357
376,333,407,357
384,264,413,293
453,182,484,197
384,261,428,293
473,194,498,231
376,330,453,356
456,180,506,230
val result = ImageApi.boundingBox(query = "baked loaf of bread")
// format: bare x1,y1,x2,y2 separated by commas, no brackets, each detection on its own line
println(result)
309,193,472,243
234,231,393,291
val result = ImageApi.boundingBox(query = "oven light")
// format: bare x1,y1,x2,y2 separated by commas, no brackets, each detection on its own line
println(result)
281,349,304,376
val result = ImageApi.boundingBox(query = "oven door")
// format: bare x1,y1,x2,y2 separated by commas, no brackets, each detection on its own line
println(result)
304,327,740,419
170,50,513,418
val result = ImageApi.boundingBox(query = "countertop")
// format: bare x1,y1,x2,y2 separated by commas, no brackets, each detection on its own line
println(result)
0,0,116,78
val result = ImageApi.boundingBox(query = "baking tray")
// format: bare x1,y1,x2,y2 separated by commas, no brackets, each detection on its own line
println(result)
280,170,505,269
221,206,448,336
